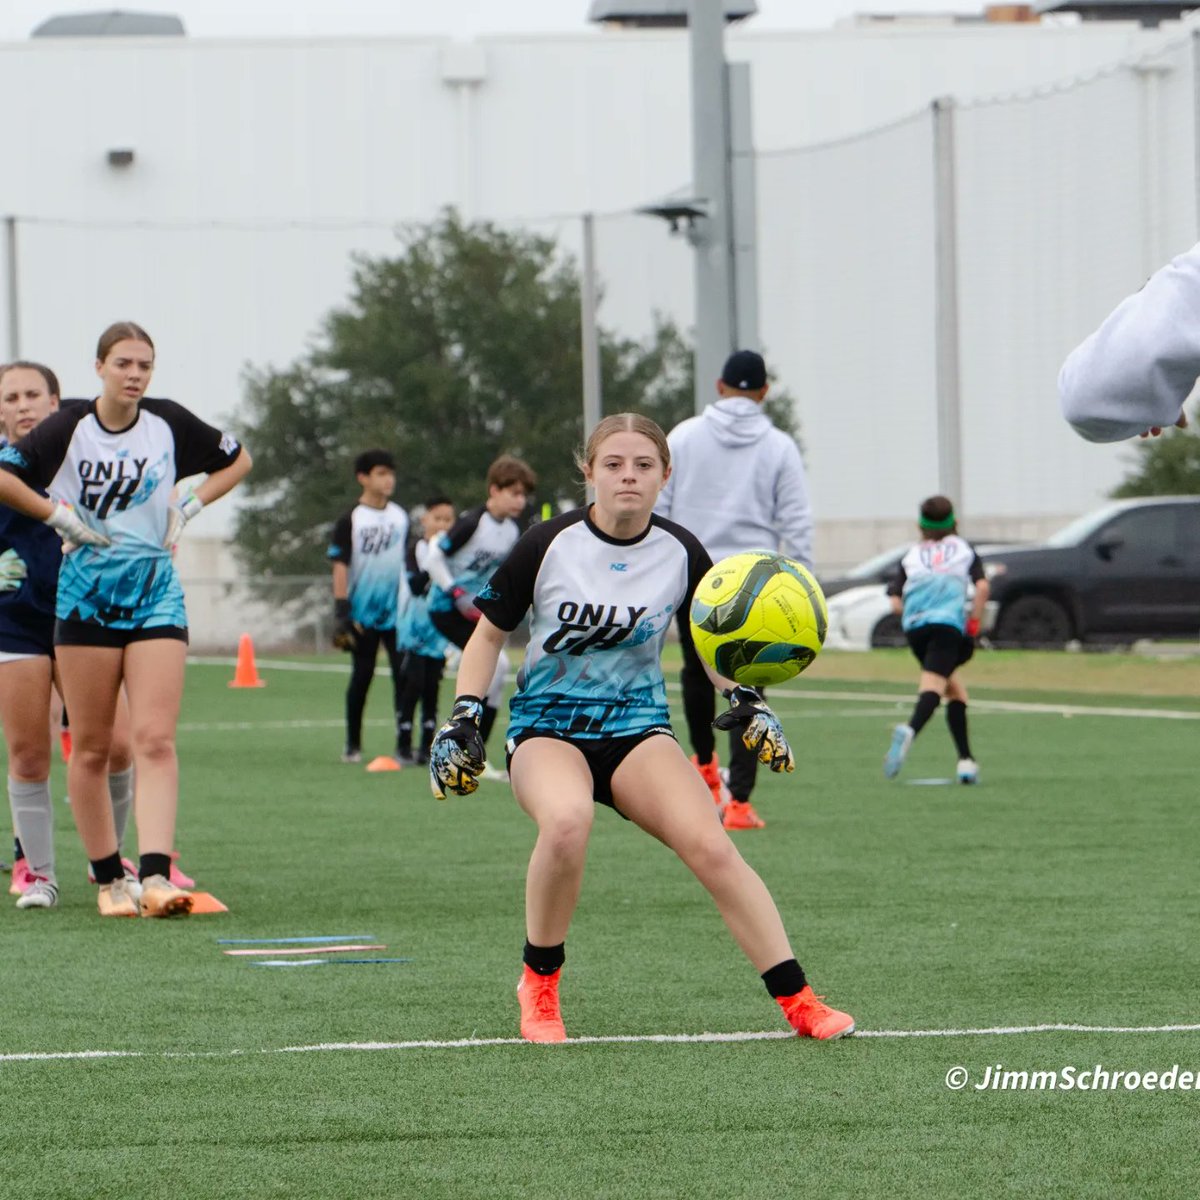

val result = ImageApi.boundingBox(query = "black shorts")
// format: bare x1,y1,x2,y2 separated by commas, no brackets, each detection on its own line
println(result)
0,616,55,658
906,623,973,679
55,619,189,649
505,727,677,814
430,608,475,651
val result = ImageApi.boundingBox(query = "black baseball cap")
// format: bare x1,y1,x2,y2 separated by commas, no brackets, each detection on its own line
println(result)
720,350,767,391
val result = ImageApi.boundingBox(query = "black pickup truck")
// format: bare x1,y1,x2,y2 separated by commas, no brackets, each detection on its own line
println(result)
982,497,1200,646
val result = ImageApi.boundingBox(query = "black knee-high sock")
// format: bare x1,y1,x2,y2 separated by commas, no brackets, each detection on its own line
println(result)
946,700,972,759
909,690,941,735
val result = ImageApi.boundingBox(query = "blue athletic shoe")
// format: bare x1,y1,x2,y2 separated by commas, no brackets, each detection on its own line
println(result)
883,724,914,779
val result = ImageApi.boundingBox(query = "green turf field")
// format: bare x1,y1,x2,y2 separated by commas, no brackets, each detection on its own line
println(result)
2,651,1198,1199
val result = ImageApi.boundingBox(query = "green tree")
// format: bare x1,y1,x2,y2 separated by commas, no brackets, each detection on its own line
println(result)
231,210,799,588
1111,425,1200,498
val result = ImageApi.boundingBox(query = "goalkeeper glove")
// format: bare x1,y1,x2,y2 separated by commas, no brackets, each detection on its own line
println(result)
429,695,486,799
0,548,27,592
44,500,111,549
712,685,795,774
450,586,481,622
164,490,204,549
331,598,361,652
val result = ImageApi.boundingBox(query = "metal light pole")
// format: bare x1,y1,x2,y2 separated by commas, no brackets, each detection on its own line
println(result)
688,0,737,413
4,217,18,360
581,211,603,437
932,97,963,508
580,213,604,501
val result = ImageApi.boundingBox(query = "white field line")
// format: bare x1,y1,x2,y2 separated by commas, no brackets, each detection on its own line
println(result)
178,717,395,733
184,655,1200,725
4,1022,1200,1063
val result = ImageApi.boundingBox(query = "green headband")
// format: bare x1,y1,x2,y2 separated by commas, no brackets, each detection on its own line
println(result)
919,512,956,531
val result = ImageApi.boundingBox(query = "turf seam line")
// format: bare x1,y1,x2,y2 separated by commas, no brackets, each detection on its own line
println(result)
5,1023,1200,1063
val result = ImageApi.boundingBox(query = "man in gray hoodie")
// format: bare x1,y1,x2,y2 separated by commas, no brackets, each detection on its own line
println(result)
655,350,813,830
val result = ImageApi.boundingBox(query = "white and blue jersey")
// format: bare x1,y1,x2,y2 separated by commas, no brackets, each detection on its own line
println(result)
476,508,711,740
426,505,520,615
0,505,61,654
397,539,449,658
327,502,410,631
0,398,241,630
887,535,984,634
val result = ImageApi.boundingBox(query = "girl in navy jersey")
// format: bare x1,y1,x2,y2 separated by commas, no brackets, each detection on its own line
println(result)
0,362,136,910
429,413,855,1044
0,323,251,918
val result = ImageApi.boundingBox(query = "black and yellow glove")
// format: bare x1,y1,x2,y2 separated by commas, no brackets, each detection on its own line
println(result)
712,685,795,774
429,696,487,799
332,598,361,652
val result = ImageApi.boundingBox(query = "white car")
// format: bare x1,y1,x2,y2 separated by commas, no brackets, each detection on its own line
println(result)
823,583,903,651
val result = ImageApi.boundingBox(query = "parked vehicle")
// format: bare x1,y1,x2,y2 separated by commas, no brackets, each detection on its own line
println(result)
983,497,1200,646
821,544,915,600
822,498,1200,650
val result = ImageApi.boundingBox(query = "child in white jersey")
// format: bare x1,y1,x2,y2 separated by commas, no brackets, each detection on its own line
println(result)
424,454,536,767
428,413,854,1046
883,495,989,783
328,449,410,764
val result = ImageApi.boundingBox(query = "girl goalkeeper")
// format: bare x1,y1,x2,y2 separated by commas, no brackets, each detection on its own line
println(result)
429,413,854,1045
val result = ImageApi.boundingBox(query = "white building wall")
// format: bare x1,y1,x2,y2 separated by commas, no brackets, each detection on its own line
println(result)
0,21,1194,642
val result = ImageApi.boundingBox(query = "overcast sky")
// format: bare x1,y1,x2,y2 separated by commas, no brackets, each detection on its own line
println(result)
0,1,973,40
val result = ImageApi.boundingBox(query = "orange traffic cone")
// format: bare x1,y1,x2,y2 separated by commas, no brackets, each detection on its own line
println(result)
228,633,266,688
366,756,401,772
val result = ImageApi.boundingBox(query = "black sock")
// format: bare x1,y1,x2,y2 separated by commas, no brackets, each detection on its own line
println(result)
139,852,171,883
761,958,808,999
909,690,941,735
397,721,413,754
946,700,972,759
91,852,124,885
13,837,23,861
523,940,565,976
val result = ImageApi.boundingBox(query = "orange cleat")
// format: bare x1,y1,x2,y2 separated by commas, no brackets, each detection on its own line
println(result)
722,799,765,830
517,965,567,1043
777,986,855,1041
691,753,729,807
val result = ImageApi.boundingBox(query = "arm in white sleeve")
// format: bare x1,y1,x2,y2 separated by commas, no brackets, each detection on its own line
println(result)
773,441,814,570
424,535,456,592
1059,243,1200,443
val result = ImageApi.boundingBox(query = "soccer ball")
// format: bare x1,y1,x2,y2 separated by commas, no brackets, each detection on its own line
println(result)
688,551,827,687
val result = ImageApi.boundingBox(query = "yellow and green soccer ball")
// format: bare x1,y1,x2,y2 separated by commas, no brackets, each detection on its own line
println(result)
689,551,827,687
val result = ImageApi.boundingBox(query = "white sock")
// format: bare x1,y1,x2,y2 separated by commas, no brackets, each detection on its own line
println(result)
9,777,55,883
109,767,135,852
